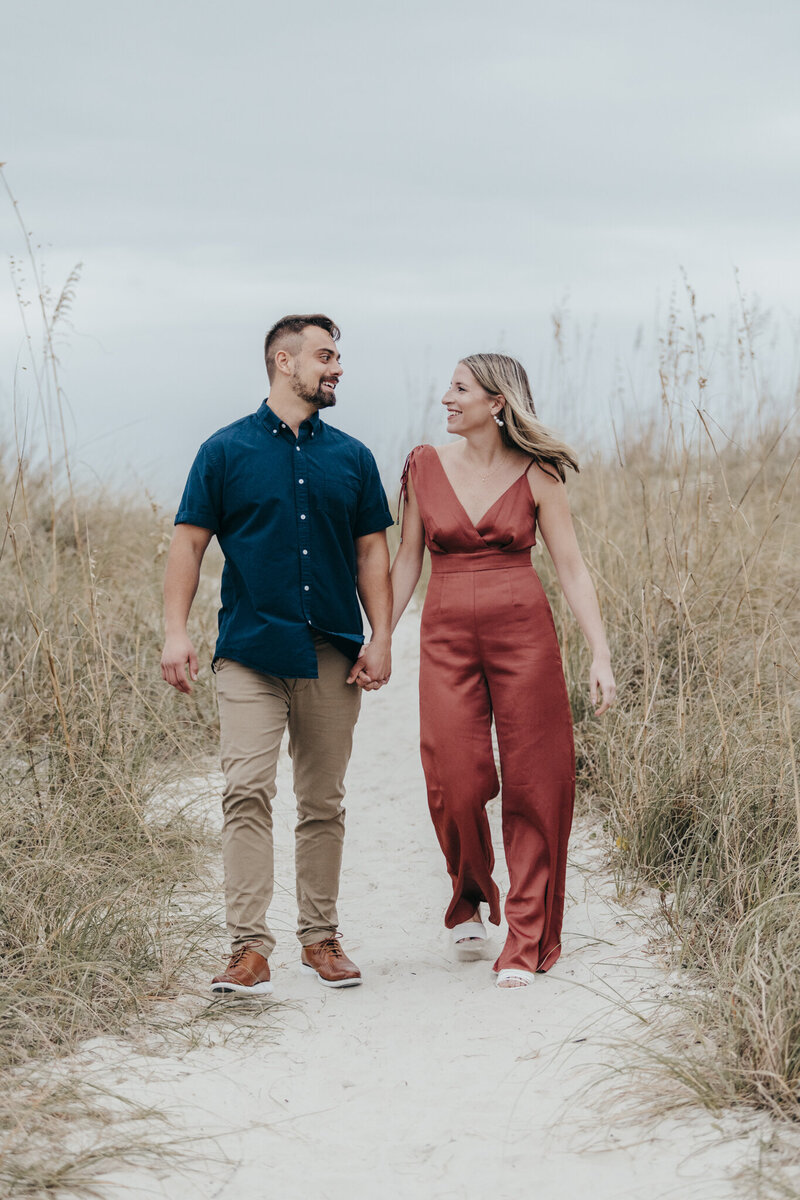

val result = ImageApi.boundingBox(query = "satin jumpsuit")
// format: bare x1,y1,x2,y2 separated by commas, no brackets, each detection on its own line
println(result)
402,445,575,975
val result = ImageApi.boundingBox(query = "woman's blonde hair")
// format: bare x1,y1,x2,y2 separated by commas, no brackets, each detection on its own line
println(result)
460,353,579,480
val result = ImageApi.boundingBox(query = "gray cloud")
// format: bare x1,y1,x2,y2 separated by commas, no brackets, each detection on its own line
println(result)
2,0,798,499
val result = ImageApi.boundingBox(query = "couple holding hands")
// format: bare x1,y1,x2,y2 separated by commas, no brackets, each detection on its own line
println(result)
161,313,615,993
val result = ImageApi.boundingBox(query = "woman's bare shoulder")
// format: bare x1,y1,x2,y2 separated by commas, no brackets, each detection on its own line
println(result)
527,460,567,505
528,461,564,487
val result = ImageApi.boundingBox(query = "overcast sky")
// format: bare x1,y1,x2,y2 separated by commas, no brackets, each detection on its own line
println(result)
2,0,798,501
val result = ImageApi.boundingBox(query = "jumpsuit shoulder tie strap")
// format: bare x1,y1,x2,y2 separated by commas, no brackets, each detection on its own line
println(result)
397,444,426,541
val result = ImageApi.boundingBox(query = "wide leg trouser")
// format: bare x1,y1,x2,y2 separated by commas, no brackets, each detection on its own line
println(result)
215,639,362,956
419,563,575,974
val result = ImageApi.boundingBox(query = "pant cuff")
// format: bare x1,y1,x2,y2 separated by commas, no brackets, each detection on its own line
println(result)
298,928,338,947
231,937,273,956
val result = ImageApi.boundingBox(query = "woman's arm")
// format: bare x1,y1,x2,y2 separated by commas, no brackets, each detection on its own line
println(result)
532,467,616,715
390,473,426,632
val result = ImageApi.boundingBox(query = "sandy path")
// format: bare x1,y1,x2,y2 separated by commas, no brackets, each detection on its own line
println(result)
91,614,759,1199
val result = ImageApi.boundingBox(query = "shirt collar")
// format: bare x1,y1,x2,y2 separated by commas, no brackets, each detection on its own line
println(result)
258,400,322,440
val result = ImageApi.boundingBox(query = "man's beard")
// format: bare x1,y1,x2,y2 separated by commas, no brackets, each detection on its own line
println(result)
291,370,337,409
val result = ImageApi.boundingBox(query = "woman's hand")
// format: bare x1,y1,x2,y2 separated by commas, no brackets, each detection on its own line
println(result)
346,638,392,690
590,656,616,715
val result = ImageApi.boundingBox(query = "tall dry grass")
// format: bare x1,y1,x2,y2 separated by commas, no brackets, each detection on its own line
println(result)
391,284,800,1133
3,158,799,1187
391,283,800,1132
0,172,221,1194
0,466,220,1051
538,292,800,1120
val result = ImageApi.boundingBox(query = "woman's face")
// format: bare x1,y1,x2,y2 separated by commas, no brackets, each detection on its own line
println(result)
441,363,500,435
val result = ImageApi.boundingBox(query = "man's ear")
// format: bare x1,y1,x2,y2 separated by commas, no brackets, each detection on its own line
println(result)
274,348,293,377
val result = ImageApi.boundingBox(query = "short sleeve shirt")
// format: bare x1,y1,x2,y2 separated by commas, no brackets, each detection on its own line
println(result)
175,401,393,678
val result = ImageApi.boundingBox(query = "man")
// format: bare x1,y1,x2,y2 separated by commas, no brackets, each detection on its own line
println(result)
161,314,393,996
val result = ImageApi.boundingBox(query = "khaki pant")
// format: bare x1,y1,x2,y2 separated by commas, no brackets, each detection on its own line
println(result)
215,639,362,956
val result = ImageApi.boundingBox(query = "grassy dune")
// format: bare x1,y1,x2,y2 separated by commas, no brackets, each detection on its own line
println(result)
394,296,799,1128
544,329,800,1120
0,469,220,1057
0,170,231,1189
5,399,797,1188
1,177,798,1188
0,461,223,1192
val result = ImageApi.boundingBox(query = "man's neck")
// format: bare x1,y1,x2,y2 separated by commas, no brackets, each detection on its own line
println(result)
267,385,318,436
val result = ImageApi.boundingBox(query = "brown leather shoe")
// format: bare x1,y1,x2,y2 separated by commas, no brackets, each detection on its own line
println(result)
210,945,273,996
300,934,362,988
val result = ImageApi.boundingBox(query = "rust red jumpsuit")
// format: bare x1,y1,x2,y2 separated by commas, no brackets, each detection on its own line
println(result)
403,445,575,975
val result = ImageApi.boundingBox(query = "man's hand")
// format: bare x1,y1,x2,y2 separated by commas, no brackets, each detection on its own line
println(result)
346,637,391,691
353,529,392,691
161,632,200,694
161,524,212,694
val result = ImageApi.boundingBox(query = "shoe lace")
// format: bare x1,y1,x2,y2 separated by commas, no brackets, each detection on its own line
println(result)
227,945,253,970
320,933,343,958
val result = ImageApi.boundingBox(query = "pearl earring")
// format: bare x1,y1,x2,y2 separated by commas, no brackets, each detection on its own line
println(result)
493,413,504,427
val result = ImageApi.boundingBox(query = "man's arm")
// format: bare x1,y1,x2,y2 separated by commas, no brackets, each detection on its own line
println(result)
161,523,214,693
348,530,392,690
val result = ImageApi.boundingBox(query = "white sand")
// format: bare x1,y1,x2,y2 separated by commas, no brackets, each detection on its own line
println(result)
80,614,765,1199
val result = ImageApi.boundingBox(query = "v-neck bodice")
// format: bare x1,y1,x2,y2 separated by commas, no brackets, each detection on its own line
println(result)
401,443,538,564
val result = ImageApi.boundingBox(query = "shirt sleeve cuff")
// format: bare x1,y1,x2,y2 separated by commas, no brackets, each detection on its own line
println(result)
174,510,218,532
354,512,394,539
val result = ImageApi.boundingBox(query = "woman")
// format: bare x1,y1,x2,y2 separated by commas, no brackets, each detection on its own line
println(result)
390,353,615,989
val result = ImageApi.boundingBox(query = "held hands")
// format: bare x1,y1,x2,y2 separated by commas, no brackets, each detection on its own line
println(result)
590,655,616,716
346,637,392,691
161,633,199,694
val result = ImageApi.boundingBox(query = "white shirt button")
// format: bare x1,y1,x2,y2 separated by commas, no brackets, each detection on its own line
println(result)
300,514,306,520
304,585,309,592
296,446,300,452
302,549,308,555
298,478,304,484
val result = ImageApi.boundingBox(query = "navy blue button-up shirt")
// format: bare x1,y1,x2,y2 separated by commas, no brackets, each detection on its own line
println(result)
175,401,393,678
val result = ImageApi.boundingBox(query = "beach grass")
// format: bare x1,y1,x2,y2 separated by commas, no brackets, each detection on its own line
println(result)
3,161,800,1188
540,294,800,1124
389,284,800,1137
0,455,226,1193
0,168,224,1192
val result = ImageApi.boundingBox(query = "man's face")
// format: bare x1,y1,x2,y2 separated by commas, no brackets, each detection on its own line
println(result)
289,327,343,409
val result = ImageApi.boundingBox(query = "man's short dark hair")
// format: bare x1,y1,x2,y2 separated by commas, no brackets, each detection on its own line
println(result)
264,313,341,382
